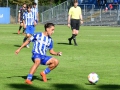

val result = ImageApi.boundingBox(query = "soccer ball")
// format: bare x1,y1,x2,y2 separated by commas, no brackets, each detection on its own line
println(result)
88,73,99,84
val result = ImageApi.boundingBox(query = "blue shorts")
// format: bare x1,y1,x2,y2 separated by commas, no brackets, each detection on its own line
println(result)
31,53,52,65
25,25,35,35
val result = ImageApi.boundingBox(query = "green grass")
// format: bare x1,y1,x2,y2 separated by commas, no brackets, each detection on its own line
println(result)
0,24,120,90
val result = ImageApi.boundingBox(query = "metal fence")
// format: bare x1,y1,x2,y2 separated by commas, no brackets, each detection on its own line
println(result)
9,5,54,23
3,1,120,26
41,2,120,26
41,3,95,24
41,1,68,24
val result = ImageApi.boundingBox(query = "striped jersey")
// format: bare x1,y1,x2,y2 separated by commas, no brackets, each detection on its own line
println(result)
23,11,35,25
31,7,38,20
30,32,53,55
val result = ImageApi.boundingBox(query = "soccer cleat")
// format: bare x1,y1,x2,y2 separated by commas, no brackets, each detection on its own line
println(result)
18,30,20,34
73,39,78,46
26,45,30,48
40,72,47,82
25,79,32,84
68,38,72,45
74,43,78,46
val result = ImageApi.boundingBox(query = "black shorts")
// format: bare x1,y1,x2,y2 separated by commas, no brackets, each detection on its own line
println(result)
71,19,80,30
20,16,23,23
20,18,23,23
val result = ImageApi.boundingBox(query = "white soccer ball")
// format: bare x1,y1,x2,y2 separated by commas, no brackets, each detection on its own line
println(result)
88,73,99,84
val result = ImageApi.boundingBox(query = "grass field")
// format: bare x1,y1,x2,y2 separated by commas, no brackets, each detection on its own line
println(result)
0,24,120,90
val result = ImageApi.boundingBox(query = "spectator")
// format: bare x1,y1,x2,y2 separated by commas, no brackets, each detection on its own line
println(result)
113,0,119,10
96,0,101,9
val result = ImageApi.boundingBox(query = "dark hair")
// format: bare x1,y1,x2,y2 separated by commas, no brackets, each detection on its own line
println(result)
73,0,78,3
44,23,55,31
32,2,37,5
23,3,26,6
27,4,32,9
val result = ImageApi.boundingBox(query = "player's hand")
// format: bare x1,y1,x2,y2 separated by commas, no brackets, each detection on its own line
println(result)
15,49,20,55
57,52,62,56
34,21,37,26
18,19,20,23
80,21,83,25
67,24,70,28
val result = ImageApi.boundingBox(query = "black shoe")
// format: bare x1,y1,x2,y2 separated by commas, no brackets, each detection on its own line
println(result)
74,43,78,46
73,39,77,46
68,38,72,45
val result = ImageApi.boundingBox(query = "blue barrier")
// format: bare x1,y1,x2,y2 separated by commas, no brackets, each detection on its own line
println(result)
0,7,10,24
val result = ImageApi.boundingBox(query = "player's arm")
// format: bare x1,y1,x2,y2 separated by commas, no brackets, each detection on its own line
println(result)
79,8,83,24
18,12,20,22
48,40,62,56
36,8,39,22
68,8,72,27
15,39,31,54
23,20,26,28
22,13,26,28
37,12,39,22
49,49,62,56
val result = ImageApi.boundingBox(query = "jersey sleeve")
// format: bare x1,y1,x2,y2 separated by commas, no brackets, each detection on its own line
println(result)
68,7,72,16
18,8,22,13
29,34,37,42
18,10,20,13
18,9,21,13
48,39,53,50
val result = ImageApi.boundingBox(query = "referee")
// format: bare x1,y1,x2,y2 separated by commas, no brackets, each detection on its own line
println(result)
68,0,83,46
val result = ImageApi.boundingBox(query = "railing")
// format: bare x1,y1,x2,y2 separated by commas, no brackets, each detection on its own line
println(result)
41,3,95,24
41,2,120,26
41,1,68,23
78,4,95,15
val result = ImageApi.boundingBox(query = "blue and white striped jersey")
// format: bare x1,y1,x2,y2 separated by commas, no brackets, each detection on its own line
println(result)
23,11,35,25
30,32,53,55
31,7,38,20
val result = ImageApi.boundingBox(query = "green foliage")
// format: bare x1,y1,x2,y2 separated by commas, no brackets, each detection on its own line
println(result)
9,0,33,5
3,0,67,6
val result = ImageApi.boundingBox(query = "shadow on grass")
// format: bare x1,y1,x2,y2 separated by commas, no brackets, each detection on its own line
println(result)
52,83,84,90
12,33,18,34
7,83,50,90
85,83,96,85
14,45,21,47
57,43,71,45
97,84,120,90
7,75,51,82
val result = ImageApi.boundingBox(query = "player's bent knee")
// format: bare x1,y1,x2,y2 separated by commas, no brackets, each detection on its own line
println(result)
53,58,59,66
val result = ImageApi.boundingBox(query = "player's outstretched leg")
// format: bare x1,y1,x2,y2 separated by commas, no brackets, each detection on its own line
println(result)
25,59,40,84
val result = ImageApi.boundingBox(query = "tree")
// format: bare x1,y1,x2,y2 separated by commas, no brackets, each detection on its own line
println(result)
0,0,7,7
6,0,67,6
9,0,33,5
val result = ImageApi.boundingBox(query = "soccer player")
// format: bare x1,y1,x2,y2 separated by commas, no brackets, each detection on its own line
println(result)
23,5,36,48
18,3,26,34
68,0,83,46
31,2,39,26
15,23,62,84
